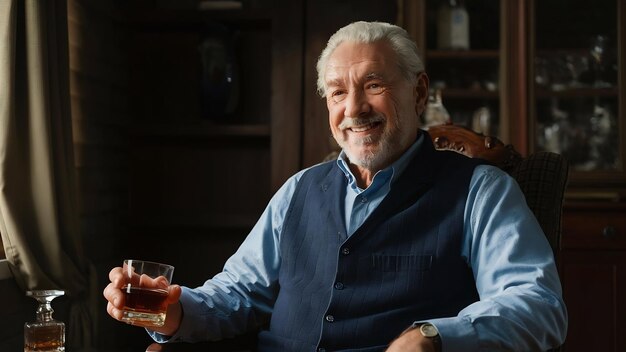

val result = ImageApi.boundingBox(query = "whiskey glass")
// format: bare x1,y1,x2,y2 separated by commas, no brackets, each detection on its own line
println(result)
120,259,174,327
24,290,65,352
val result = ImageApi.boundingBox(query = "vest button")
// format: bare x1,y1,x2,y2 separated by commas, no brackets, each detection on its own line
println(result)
325,314,335,322
341,247,350,255
334,282,344,290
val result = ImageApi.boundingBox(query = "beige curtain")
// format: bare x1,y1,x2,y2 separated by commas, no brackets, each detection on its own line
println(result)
0,0,95,349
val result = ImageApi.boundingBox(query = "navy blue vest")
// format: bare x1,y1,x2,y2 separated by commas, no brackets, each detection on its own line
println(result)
258,135,482,351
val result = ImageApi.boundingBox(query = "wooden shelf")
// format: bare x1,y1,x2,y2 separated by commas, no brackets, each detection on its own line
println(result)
535,86,619,98
131,121,271,139
426,49,500,60
122,8,273,29
439,88,499,99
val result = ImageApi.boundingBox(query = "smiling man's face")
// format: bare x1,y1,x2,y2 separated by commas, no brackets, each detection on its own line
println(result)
325,40,428,172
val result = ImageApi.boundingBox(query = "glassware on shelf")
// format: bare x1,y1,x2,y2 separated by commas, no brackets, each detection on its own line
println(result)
423,89,451,128
471,105,493,136
565,54,589,88
589,34,612,88
538,97,619,172
534,57,550,87
198,24,240,120
547,57,573,91
436,0,470,50
540,98,572,156
536,54,593,91
584,101,618,170
24,290,65,352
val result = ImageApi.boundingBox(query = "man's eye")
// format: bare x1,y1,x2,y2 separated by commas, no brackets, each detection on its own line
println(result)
331,90,347,102
367,84,384,94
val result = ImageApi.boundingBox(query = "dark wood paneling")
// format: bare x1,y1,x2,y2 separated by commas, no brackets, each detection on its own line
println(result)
271,0,304,188
561,202,626,352
560,250,626,352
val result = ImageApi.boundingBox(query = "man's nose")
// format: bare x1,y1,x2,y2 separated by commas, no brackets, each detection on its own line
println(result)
344,90,371,118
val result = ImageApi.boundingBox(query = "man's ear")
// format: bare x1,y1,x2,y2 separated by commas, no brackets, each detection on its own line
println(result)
414,72,430,116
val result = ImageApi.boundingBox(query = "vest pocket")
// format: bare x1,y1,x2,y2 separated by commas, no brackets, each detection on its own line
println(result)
370,254,433,272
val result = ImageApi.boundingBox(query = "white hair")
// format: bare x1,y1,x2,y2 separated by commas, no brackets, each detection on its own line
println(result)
316,21,424,97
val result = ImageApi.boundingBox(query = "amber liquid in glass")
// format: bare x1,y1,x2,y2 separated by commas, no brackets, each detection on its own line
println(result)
24,290,65,352
122,287,168,327
24,324,64,352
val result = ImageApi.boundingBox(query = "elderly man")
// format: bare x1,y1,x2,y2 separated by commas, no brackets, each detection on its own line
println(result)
104,21,567,351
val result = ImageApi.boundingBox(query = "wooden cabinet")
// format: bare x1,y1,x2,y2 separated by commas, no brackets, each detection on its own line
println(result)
400,0,527,149
402,0,626,183
121,0,303,284
404,0,506,137
561,203,626,352
527,5,626,350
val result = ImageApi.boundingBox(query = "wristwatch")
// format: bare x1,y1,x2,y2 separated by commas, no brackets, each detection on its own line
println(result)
416,323,442,352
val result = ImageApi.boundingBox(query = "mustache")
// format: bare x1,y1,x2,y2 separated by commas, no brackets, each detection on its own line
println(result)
338,115,385,130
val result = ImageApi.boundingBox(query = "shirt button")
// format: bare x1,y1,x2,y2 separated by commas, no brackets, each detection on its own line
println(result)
334,282,344,290
341,247,350,255
325,314,335,322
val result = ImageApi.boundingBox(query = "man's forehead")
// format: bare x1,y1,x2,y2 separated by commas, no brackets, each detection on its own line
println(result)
324,58,396,86
325,68,384,81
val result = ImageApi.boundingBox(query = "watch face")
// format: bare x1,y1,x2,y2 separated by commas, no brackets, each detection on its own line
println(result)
420,323,439,338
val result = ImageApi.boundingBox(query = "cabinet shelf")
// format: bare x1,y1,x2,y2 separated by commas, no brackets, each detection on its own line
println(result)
122,8,273,29
426,50,500,60
535,49,590,57
535,87,619,98
132,122,271,139
439,88,499,99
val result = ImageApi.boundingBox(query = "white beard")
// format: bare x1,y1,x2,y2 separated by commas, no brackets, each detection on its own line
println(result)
337,115,404,171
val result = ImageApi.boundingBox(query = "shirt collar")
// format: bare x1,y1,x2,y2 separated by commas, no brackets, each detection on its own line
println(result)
336,132,425,192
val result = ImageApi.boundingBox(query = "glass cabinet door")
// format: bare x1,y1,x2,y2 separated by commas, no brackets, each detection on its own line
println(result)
420,0,503,137
530,0,625,190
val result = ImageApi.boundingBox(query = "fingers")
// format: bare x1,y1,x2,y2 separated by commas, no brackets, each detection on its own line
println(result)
166,285,182,304
103,282,125,313
139,274,171,289
106,300,124,321
108,267,125,288
146,343,164,352
104,267,127,321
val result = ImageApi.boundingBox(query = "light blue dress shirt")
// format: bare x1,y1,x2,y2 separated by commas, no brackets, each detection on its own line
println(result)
151,134,568,351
